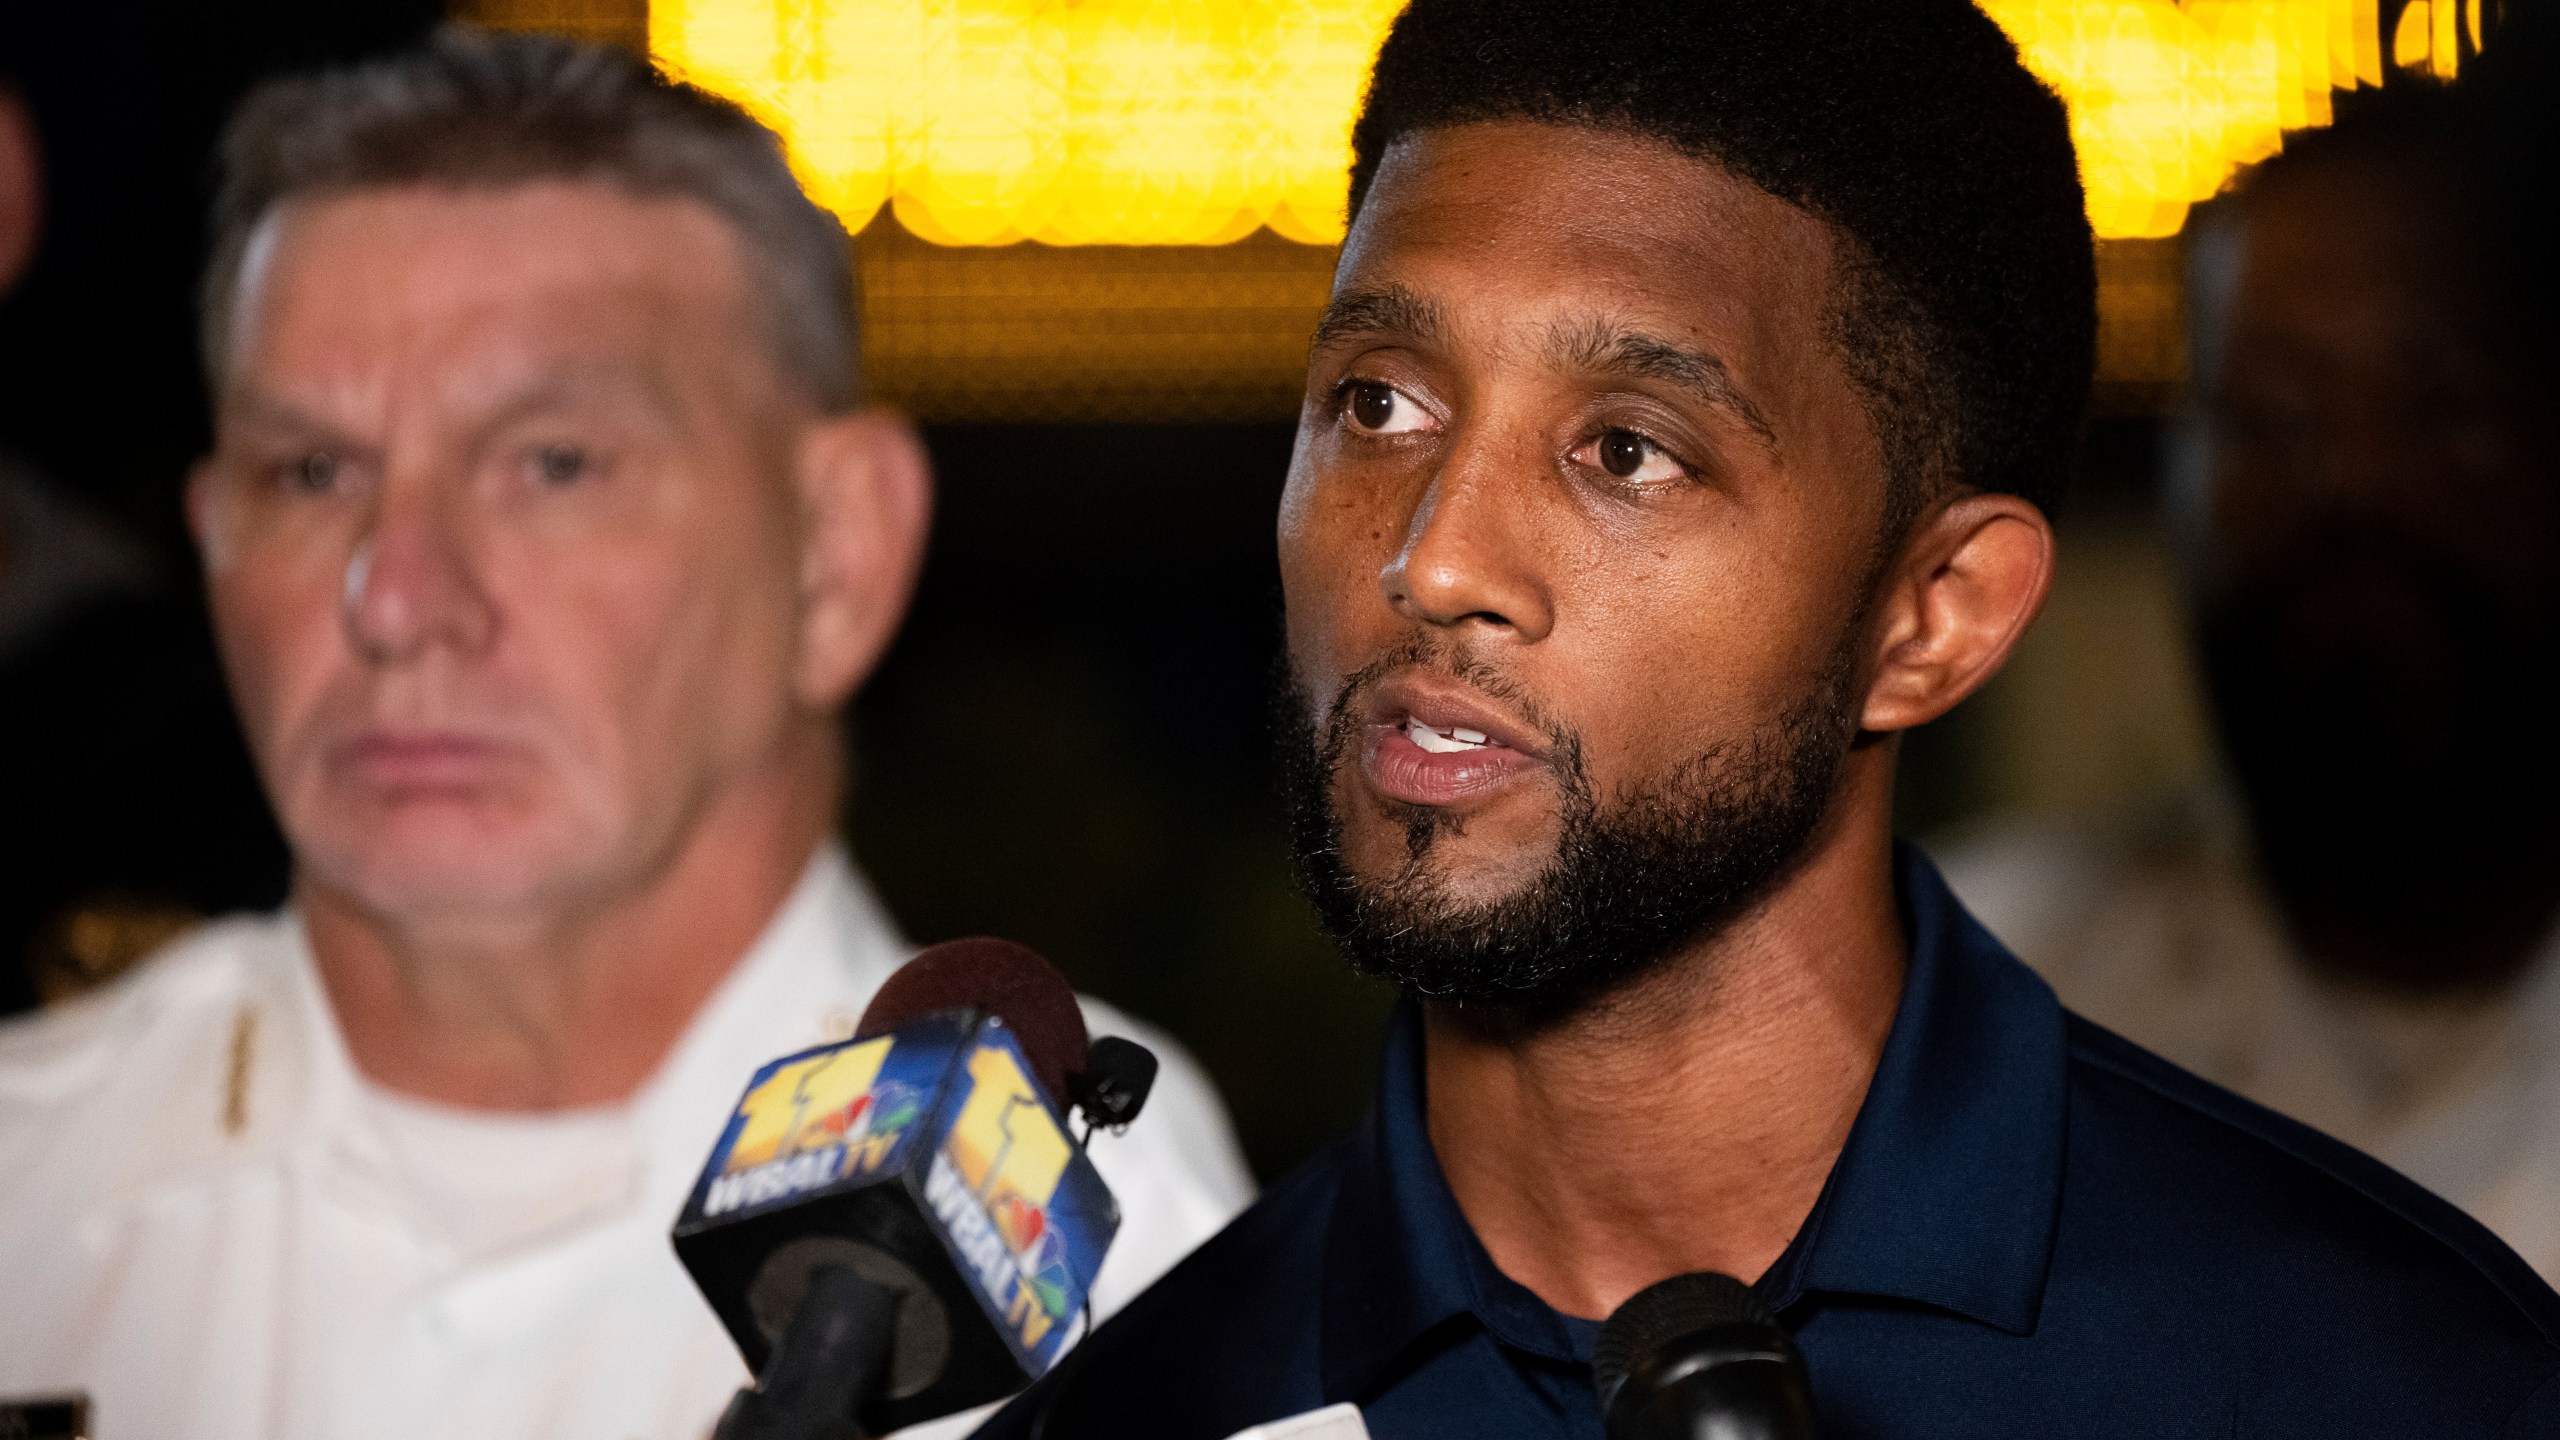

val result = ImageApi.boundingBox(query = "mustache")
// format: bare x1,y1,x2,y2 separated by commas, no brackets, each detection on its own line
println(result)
1297,633,1593,867
1311,634,1575,760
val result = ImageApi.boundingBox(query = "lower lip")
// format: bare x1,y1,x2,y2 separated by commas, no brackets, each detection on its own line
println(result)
332,736,513,791
1360,724,1541,807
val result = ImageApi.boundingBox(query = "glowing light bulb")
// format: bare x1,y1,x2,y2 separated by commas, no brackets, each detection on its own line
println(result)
652,0,1404,245
649,0,2476,246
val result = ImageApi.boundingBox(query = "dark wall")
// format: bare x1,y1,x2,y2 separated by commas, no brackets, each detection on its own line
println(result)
0,0,443,548
853,424,1396,1182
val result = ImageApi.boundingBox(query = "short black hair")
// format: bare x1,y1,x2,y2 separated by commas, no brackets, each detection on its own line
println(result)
1348,0,2095,527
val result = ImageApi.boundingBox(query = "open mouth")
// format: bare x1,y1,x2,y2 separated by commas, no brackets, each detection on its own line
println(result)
1399,716,1503,755
1358,698,1544,809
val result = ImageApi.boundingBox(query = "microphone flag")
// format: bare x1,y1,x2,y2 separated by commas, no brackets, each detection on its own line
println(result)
673,1008,1119,1432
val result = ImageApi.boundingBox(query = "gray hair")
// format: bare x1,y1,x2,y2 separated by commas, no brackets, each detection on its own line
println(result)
203,26,859,410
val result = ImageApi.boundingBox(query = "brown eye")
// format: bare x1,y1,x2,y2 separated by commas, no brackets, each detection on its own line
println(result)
1342,381,1430,436
1576,428,1685,483
535,444,589,486
1599,431,1648,478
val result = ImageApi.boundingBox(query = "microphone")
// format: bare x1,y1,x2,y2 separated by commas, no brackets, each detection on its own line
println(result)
673,938,1154,1438
1593,1273,1818,1440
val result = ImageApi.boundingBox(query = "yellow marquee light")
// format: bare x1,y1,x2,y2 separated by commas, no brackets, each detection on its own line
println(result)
652,0,2463,247
2391,0,2469,77
1988,0,2406,238
652,0,1404,245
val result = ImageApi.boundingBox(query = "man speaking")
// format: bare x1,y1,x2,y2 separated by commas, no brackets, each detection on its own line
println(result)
0,30,1249,1440
977,1,2560,1436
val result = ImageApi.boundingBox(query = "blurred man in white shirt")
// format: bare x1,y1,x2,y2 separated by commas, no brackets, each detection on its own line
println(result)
1939,72,2560,1275
0,30,1251,1440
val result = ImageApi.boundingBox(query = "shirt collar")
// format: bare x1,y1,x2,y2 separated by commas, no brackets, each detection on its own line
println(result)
99,846,910,1229
1319,845,2068,1400
1320,991,1589,1404
632,843,911,1210
1758,845,2066,1334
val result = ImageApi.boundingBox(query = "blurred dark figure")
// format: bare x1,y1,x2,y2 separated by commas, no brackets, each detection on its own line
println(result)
0,4,437,1014
1942,35,2560,1274
2192,87,2559,999
0,32,269,1015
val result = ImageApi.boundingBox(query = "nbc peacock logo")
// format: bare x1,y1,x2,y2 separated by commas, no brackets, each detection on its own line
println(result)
941,1041,1079,1344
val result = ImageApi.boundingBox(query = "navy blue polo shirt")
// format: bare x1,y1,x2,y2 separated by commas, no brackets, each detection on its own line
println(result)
978,850,2560,1438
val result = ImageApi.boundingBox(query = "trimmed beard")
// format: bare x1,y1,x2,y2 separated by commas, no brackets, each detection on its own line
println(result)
1276,633,1864,1021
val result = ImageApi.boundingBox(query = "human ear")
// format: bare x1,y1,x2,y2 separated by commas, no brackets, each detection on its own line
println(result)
185,457,233,574
1858,491,2054,733
791,408,933,710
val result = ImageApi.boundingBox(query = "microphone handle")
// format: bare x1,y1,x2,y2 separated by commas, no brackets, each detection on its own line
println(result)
714,1265,903,1440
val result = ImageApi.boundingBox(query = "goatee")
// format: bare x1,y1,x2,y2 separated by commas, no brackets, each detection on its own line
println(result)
1276,637,1861,1021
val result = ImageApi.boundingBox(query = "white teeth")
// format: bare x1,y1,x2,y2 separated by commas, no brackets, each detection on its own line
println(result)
1404,717,1490,754
1410,726,1468,754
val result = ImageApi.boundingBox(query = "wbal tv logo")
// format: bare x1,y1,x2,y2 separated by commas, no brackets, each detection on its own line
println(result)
704,1037,921,1218
929,1043,1080,1354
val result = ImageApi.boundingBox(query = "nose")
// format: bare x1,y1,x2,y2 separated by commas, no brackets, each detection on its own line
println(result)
1378,440,1555,643
342,482,498,665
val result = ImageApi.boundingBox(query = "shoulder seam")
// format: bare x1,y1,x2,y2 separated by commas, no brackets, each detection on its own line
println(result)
2068,1021,2560,1350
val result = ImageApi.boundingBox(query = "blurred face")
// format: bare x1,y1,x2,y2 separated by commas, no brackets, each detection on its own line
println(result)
2195,156,2560,977
1277,123,1887,1008
195,183,824,925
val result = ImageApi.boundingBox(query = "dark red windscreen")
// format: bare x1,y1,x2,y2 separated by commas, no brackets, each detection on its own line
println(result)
855,937,1088,1103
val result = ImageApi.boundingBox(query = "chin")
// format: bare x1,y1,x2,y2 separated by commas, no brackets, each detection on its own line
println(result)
1417,858,1555,913
1347,819,1556,906
293,805,620,921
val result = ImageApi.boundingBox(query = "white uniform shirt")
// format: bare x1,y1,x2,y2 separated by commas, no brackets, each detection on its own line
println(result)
1936,800,2560,1281
0,847,1256,1439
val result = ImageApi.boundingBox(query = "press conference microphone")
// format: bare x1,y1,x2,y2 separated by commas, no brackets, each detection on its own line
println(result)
1594,1273,1818,1440
673,938,1158,1440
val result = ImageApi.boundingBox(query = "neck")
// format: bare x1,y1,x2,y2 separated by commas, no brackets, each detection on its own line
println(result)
303,727,841,1111
1423,747,1905,1320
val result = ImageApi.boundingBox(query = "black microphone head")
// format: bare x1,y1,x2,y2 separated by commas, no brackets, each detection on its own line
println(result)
1594,1272,1772,1397
858,937,1088,1103
1596,1273,1816,1440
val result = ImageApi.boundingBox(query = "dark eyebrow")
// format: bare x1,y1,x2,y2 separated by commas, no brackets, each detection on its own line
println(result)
1309,283,1452,352
1545,318,1779,453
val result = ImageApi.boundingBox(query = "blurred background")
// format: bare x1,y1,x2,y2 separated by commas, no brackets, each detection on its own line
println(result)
0,0,2530,1181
